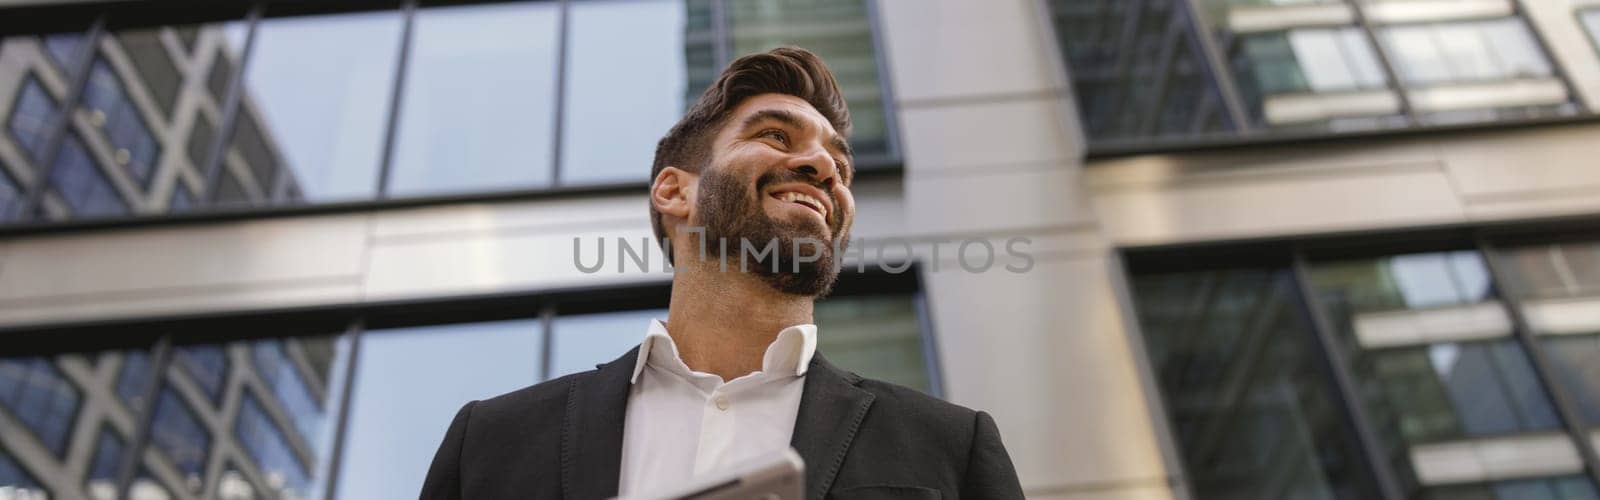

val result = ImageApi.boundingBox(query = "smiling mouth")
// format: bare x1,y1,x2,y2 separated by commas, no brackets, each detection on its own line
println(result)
771,191,829,221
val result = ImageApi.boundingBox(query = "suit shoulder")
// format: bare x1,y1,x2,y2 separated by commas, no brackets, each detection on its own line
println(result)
470,371,588,421
856,376,976,427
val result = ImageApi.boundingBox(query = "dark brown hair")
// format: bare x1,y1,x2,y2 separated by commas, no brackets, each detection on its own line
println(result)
649,46,852,259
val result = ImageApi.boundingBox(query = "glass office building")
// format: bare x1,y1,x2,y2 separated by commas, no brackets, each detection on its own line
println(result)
4,0,1600,499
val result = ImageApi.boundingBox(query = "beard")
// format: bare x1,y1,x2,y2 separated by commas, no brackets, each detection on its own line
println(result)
695,166,849,297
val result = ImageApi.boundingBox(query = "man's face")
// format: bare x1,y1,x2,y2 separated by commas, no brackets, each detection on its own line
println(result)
690,93,856,297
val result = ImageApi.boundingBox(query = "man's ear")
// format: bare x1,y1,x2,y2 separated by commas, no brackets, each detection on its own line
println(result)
651,166,695,223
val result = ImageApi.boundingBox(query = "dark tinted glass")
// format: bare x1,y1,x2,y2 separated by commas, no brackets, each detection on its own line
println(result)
1307,250,1568,496
386,1,559,196
1046,0,1237,145
85,427,126,497
1131,267,1381,500
814,293,931,392
1494,240,1600,427
727,0,892,160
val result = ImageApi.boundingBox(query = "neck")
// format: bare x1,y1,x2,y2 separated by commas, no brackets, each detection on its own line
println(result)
663,258,814,381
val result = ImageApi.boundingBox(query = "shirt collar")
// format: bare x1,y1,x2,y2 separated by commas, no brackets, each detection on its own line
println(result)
629,318,817,384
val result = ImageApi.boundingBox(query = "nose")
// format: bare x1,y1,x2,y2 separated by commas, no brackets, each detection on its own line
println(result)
788,143,838,186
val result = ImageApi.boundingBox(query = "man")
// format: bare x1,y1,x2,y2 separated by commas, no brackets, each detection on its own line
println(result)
420,47,1023,500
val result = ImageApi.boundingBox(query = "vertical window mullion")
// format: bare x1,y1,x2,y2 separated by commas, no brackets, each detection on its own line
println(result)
200,3,263,206
321,318,366,500
1476,236,1600,490
1345,0,1418,124
22,15,108,219
862,0,903,160
1176,0,1254,134
373,0,419,199
112,334,174,500
1289,248,1406,500
550,0,572,187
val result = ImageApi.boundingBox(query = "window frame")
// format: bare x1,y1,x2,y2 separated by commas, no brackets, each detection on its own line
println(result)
1117,215,1600,500
0,0,905,234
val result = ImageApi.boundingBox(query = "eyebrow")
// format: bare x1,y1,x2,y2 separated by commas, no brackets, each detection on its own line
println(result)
741,109,855,179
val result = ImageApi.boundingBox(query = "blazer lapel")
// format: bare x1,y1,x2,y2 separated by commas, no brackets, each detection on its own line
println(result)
561,346,638,500
789,353,875,500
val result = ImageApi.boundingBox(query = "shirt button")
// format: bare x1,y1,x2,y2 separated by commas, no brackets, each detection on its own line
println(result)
714,395,730,411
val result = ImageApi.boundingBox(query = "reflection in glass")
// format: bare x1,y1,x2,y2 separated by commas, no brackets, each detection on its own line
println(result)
387,2,559,196
1379,19,1551,86
174,345,228,404
85,427,125,499
251,339,327,446
0,357,82,458
551,309,666,378
1496,241,1600,427
1308,251,1567,497
1421,474,1600,500
1131,268,1381,500
235,391,311,498
1231,27,1399,129
49,134,127,217
0,449,48,499
116,349,156,408
727,0,892,159
1047,0,1236,144
815,293,930,392
234,11,402,202
0,165,22,221
562,0,698,185
338,319,543,500
81,58,161,186
8,77,59,163
149,389,210,491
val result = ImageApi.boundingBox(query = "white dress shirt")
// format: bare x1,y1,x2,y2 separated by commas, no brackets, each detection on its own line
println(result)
616,318,817,497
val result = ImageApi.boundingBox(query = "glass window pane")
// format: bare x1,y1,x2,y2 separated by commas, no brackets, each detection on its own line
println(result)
234,391,311,498
0,357,82,458
386,2,559,196
727,0,892,160
1380,19,1552,86
1495,240,1600,428
149,388,211,491
85,427,126,498
1584,10,1600,54
814,293,931,392
234,10,403,203
1307,250,1568,498
0,448,48,499
8,76,60,163
337,319,543,500
561,0,705,185
174,345,228,404
1129,268,1382,500
49,133,128,217
0,163,22,221
551,309,666,379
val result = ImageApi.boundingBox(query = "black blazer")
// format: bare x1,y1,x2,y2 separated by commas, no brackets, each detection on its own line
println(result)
419,348,1024,499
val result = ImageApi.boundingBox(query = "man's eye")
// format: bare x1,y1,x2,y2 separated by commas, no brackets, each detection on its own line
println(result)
761,129,788,145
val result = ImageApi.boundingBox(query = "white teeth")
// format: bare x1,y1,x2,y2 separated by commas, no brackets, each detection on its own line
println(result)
777,191,827,218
